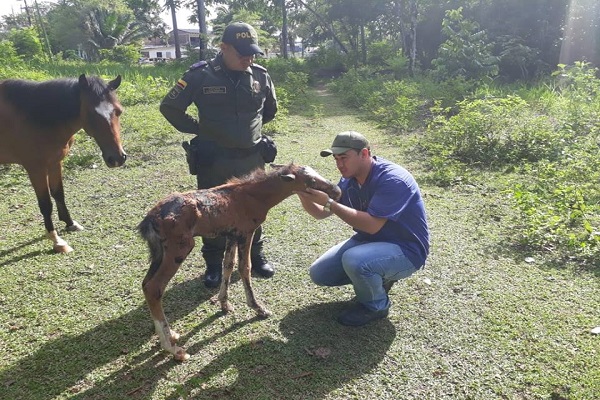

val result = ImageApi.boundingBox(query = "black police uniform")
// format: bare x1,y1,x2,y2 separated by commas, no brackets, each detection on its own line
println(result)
160,53,278,283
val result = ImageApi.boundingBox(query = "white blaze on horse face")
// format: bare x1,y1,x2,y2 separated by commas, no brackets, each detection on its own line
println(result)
95,101,114,124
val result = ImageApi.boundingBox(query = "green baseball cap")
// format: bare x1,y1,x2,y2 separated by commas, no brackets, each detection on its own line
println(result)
320,131,370,157
222,22,264,56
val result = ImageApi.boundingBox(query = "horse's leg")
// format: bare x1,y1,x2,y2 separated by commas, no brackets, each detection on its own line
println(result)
142,233,194,361
216,238,237,314
238,233,271,317
48,161,83,232
26,167,72,253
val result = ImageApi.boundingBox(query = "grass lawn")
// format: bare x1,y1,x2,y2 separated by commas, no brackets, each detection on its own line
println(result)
0,85,598,399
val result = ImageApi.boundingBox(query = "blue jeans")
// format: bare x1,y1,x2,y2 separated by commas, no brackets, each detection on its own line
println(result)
309,238,419,312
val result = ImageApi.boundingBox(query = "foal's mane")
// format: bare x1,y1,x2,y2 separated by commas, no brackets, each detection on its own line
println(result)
1,76,110,127
225,163,298,186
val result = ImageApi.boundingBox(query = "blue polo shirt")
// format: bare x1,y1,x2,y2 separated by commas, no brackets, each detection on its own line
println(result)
338,156,430,268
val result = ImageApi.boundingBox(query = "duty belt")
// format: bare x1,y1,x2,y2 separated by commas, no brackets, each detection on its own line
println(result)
219,143,261,159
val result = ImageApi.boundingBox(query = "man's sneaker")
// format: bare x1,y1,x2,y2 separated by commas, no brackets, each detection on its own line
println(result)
251,254,275,278
337,303,389,326
202,264,222,288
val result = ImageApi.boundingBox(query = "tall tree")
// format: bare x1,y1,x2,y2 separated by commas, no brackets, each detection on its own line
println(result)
293,0,348,53
195,0,208,60
165,0,181,59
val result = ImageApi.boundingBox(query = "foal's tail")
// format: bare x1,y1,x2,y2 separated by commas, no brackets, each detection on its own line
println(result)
138,215,163,285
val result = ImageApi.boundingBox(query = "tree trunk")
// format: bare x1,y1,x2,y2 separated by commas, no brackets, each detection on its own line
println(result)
408,0,418,77
196,0,208,60
168,0,181,60
395,0,417,77
282,0,288,58
360,24,366,64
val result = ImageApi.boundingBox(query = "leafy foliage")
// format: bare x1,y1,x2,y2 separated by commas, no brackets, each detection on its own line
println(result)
7,27,45,60
431,7,499,81
424,95,562,167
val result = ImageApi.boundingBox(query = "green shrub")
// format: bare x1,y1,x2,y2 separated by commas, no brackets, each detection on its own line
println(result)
512,157,600,259
328,68,384,109
364,80,422,132
7,27,45,61
424,95,562,167
98,44,141,65
431,7,499,81
262,57,308,83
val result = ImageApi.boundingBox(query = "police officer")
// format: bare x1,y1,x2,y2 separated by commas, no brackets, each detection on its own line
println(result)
160,22,278,288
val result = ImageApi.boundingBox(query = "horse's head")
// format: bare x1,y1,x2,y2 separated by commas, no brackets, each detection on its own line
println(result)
274,163,342,201
79,74,127,168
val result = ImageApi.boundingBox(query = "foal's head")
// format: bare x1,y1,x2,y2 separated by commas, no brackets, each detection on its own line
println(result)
78,74,127,168
273,163,342,201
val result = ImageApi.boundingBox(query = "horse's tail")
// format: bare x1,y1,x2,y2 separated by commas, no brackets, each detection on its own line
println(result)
138,214,163,286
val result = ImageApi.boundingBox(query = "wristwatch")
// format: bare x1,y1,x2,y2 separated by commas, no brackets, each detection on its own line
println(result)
323,198,334,213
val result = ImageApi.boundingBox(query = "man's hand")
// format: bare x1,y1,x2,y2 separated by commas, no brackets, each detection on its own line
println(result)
294,187,330,206
294,188,332,219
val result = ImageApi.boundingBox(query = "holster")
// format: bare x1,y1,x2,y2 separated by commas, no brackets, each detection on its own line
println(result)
182,141,197,175
259,135,278,163
182,138,217,175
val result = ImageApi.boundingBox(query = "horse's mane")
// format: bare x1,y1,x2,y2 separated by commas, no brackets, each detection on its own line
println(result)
225,163,297,186
1,76,109,127
85,75,117,100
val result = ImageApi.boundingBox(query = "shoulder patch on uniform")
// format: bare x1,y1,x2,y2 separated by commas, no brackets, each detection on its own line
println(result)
250,63,267,72
188,60,208,71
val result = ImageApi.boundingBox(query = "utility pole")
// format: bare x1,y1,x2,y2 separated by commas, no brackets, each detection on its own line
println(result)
19,0,33,26
32,0,53,61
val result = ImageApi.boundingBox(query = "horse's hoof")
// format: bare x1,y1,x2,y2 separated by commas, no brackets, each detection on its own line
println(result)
257,308,272,318
174,349,190,362
220,302,234,314
66,221,84,232
54,243,74,253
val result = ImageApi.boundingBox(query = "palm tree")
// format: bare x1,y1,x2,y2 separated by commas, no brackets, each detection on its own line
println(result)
195,0,208,60
165,0,181,59
84,7,149,59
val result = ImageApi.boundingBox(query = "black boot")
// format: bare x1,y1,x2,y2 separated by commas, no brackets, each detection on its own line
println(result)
250,226,274,278
203,262,222,288
201,236,225,288
251,252,275,278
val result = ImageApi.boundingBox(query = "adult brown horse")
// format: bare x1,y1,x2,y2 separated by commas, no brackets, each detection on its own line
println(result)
0,74,126,253
139,163,342,361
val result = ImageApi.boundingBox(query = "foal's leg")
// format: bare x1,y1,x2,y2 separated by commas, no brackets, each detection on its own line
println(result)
48,161,83,232
217,238,237,314
26,166,72,253
238,234,271,317
142,233,194,361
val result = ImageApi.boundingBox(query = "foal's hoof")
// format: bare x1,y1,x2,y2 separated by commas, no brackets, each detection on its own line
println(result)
53,243,74,253
257,308,272,318
174,348,190,362
220,302,234,314
66,221,84,232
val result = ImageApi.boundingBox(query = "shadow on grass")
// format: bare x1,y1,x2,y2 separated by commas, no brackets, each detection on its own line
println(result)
0,277,212,400
0,279,396,400
163,301,396,399
0,236,48,267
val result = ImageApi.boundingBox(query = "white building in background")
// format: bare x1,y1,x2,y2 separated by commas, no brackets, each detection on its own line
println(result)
141,29,201,61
